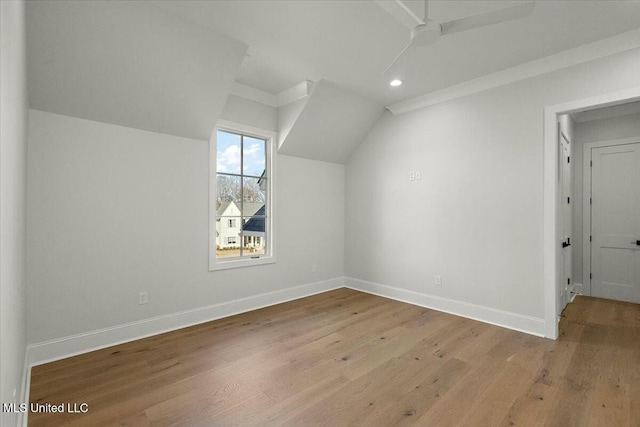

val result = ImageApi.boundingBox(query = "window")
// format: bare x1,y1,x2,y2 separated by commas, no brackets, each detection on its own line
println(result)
209,120,276,270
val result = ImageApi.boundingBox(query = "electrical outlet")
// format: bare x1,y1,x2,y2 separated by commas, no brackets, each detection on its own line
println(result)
138,291,148,305
434,275,442,287
311,264,317,273
415,172,421,180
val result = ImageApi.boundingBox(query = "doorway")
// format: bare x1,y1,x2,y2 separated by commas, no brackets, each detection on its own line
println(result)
543,88,640,339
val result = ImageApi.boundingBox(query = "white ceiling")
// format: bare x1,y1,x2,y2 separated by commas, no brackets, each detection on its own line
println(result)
153,0,640,107
27,1,246,141
25,0,640,155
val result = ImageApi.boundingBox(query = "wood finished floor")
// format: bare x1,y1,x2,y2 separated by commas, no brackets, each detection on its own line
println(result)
28,289,640,426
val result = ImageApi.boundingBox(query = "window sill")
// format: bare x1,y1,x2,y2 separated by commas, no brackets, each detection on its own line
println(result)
209,255,276,271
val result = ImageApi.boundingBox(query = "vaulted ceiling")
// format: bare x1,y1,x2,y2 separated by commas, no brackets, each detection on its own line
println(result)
26,1,640,163
153,0,640,107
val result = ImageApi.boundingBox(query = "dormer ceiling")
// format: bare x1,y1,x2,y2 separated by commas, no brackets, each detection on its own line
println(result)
278,80,383,164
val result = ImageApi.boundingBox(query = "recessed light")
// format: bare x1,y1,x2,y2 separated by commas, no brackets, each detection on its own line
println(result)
390,79,403,87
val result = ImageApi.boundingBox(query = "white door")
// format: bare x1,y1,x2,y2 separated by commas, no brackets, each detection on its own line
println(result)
559,131,572,312
590,143,640,303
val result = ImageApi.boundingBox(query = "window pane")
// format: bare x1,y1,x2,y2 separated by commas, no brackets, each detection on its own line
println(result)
216,216,241,259
243,137,266,177
216,130,241,175
242,214,265,234
216,175,242,215
242,176,266,215
243,216,266,256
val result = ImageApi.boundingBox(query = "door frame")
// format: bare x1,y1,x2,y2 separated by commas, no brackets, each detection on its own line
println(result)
559,128,572,313
582,137,640,298
543,87,640,339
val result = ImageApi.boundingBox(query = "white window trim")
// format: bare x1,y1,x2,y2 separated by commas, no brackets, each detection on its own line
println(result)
209,119,277,271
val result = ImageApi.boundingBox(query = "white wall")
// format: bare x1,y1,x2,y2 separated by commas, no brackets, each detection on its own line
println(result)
1,1,28,424
26,109,344,354
346,48,640,333
571,112,640,285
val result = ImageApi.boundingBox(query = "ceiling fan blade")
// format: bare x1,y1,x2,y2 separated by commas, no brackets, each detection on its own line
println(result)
440,2,535,36
374,0,424,30
384,41,414,74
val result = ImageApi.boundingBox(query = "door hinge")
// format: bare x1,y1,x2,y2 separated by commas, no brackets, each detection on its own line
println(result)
567,196,570,204
590,198,592,205
567,156,570,164
590,273,592,280
567,278,571,285
590,235,592,242
590,160,593,167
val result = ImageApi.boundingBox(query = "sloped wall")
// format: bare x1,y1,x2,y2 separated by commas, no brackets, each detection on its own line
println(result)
26,0,247,141
278,80,383,164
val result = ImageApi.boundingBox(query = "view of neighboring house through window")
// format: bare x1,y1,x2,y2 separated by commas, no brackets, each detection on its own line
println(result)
215,129,267,260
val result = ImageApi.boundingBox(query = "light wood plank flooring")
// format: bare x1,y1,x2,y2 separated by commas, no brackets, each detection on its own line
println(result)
28,289,640,426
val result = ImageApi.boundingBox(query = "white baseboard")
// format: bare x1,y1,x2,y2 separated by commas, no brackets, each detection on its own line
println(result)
572,282,584,296
344,277,546,337
26,277,344,367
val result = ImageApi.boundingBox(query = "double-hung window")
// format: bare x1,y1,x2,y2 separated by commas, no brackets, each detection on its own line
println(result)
209,120,276,270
